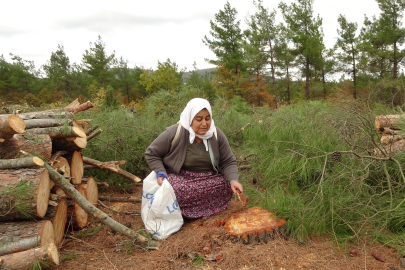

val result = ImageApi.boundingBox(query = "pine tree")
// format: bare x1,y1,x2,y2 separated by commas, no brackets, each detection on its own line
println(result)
203,1,244,74
335,15,360,99
279,0,324,101
82,35,116,87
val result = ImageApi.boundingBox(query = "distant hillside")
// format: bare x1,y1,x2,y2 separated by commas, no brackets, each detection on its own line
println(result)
182,68,216,81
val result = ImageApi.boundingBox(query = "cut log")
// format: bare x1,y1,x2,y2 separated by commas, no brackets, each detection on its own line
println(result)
43,162,158,248
0,156,44,170
85,124,99,136
381,134,404,144
222,207,286,245
51,156,71,178
13,109,75,120
23,119,72,129
81,177,98,205
375,139,405,157
51,187,67,197
82,156,141,183
26,126,86,139
98,196,141,203
0,242,59,269
0,115,26,140
0,168,50,221
0,134,52,159
52,136,87,152
66,185,88,230
381,127,403,136
68,151,83,185
44,197,67,247
67,101,94,114
87,129,103,141
0,220,54,256
375,115,405,130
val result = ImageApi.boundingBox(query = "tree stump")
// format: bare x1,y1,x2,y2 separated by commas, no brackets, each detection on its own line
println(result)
0,220,54,256
0,134,52,159
0,168,50,221
0,242,59,270
223,207,286,244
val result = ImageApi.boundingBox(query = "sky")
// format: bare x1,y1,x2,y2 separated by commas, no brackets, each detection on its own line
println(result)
0,0,385,72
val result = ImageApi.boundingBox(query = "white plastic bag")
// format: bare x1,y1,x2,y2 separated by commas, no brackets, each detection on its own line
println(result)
141,171,184,239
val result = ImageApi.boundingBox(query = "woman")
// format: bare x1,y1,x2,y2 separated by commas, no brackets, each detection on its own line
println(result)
145,98,243,218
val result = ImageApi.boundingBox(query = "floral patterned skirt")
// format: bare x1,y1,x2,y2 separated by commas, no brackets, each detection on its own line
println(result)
167,170,233,218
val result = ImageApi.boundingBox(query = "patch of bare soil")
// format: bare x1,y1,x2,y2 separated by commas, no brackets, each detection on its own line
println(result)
53,187,404,270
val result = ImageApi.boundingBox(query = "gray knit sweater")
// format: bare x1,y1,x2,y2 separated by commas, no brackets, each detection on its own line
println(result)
145,124,239,182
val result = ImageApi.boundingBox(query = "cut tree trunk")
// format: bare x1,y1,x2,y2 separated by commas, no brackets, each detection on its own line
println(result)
222,207,286,245
81,177,98,205
375,115,404,130
0,220,54,256
0,134,52,159
0,168,50,221
44,197,67,247
52,136,87,152
26,126,86,139
98,196,141,203
66,185,88,230
67,101,94,114
23,119,72,129
0,115,26,140
43,162,158,248
0,156,44,170
82,156,141,183
0,242,59,270
13,109,75,121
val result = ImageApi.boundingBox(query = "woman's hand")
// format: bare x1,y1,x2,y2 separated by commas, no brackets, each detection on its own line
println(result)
157,176,164,186
231,181,243,194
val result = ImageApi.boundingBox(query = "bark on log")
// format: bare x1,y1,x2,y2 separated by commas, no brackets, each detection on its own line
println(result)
81,177,98,205
43,197,67,247
0,168,50,221
0,156,44,170
0,242,59,270
24,119,72,129
0,134,52,159
85,124,99,136
86,129,103,142
67,101,94,114
381,134,404,144
66,185,88,230
98,196,141,203
375,139,405,157
82,156,141,183
0,220,54,256
26,126,86,139
13,109,74,120
375,115,404,130
0,115,26,140
42,162,157,248
52,137,87,152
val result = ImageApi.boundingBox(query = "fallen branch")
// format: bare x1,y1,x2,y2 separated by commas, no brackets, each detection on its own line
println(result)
85,124,99,136
87,129,103,142
42,162,157,248
82,156,141,183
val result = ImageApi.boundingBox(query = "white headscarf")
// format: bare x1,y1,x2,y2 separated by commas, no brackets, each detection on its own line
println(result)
178,98,216,151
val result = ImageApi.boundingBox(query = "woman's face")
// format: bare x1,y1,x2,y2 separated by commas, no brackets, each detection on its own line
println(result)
191,109,211,136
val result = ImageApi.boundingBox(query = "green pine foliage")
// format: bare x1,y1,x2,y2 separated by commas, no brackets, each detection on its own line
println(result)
0,180,36,219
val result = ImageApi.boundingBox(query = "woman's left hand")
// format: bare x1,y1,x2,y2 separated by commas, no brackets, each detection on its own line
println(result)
231,181,243,194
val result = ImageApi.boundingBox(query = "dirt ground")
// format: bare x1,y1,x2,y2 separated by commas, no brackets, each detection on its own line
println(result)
53,187,404,270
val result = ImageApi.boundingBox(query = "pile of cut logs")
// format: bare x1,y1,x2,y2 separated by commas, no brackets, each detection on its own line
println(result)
375,114,405,156
0,100,146,269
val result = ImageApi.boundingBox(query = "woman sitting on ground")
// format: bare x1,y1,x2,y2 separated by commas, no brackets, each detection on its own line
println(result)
145,98,243,218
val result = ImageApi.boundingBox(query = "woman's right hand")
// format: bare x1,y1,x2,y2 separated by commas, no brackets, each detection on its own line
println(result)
157,176,164,186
